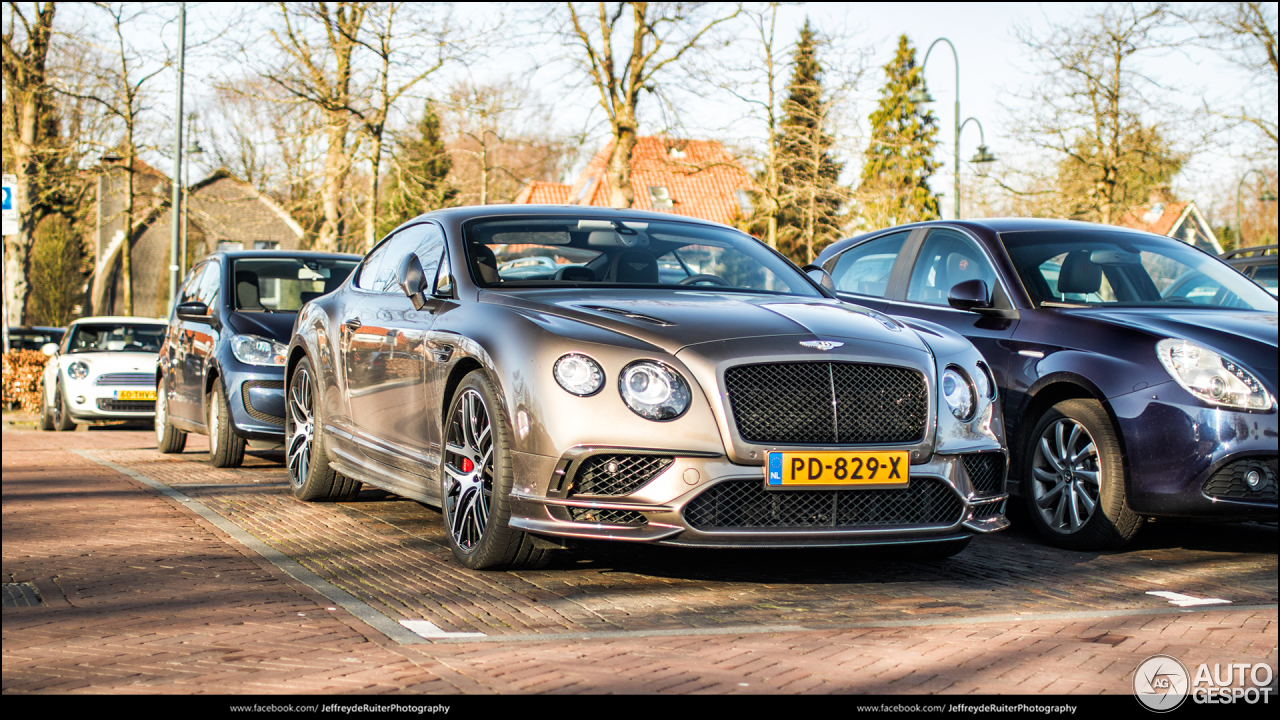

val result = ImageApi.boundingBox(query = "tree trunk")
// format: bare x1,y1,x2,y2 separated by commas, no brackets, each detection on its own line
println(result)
605,109,638,209
120,148,135,316
363,129,384,250
317,114,349,252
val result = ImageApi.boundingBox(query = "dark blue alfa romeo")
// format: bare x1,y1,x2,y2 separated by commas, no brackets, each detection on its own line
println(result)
816,219,1277,549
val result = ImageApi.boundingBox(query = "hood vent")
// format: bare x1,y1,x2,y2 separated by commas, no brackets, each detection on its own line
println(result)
579,305,676,327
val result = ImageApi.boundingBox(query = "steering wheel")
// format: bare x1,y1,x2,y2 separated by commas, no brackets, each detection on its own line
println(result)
677,274,731,287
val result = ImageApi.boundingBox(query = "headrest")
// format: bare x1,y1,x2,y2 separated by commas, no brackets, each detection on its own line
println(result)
1058,251,1102,295
609,250,659,284
557,266,596,282
236,271,262,310
471,243,500,284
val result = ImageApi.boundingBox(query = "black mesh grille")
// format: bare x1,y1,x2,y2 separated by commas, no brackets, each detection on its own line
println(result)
682,477,963,530
568,507,648,525
724,362,927,445
970,498,1005,520
1203,459,1277,503
96,399,153,412
962,453,1006,496
571,454,673,496
242,380,285,424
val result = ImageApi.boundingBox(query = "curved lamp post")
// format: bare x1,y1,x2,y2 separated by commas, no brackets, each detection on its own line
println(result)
908,37,997,219
1236,169,1278,247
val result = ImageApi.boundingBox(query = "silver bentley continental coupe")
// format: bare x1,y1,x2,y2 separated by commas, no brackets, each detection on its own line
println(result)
285,206,1009,569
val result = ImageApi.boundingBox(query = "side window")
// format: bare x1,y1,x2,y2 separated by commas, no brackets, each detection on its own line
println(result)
357,223,446,293
178,263,208,305
906,229,997,306
355,242,392,292
827,231,909,298
198,261,222,307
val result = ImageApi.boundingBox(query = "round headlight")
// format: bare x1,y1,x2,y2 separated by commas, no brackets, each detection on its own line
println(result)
619,361,691,421
553,353,604,396
67,361,89,380
974,361,996,399
942,367,975,421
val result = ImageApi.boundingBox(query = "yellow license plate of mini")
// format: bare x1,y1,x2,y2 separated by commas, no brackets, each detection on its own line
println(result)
115,390,156,401
765,450,909,489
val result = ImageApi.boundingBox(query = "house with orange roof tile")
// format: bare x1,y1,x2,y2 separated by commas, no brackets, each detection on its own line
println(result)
513,136,756,227
1115,186,1222,254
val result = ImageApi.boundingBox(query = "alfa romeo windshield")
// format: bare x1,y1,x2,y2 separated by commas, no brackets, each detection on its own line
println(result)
462,217,821,297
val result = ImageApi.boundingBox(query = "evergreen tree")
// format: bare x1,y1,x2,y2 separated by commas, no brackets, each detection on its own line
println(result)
773,19,845,265
378,100,456,238
857,35,941,229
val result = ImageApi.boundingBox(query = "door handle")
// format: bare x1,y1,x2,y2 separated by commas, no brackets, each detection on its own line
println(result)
343,317,362,331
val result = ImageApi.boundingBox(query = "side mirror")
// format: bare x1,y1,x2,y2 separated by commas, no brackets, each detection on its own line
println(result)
41,342,58,357
176,301,212,322
397,253,428,310
433,260,454,298
802,264,836,293
947,279,992,312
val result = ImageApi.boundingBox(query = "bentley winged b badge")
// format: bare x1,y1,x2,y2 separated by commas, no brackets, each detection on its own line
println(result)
800,340,844,351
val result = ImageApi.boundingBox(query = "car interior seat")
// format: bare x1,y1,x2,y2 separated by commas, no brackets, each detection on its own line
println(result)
1057,251,1103,296
236,271,264,310
555,266,597,282
471,244,500,284
607,250,660,284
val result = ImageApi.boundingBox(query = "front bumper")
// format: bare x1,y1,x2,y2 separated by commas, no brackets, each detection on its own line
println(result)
508,449,1009,548
1110,381,1278,519
66,382,156,421
221,364,287,442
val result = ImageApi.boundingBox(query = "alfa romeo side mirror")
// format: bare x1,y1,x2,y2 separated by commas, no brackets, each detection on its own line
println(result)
947,279,992,312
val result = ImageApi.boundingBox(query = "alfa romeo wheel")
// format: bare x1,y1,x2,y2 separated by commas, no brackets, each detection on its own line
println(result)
287,357,360,501
442,371,549,570
1024,399,1142,550
207,382,245,468
155,374,187,453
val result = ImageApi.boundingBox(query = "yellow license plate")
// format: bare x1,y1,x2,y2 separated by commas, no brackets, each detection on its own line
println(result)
766,451,909,489
114,390,156,401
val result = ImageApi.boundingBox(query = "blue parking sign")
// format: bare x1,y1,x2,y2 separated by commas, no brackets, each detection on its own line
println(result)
1,186,11,211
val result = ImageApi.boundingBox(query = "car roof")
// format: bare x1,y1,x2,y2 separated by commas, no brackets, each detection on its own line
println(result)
68,316,168,326
402,203,740,231
208,249,364,261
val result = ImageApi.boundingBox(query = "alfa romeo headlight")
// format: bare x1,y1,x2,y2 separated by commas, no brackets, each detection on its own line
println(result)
67,361,89,380
231,335,287,366
1156,338,1272,410
942,366,975,420
619,360,691,421
553,353,604,396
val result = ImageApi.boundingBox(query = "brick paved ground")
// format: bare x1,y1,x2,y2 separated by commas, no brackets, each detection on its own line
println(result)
3,420,1276,695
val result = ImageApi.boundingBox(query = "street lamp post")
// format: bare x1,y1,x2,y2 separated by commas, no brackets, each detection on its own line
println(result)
168,2,186,311
1236,169,1278,248
909,37,997,220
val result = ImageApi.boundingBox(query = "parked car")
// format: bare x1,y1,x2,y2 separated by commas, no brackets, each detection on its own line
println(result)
817,218,1278,550
285,206,1009,570
39,317,166,431
1221,244,1277,296
155,250,360,467
8,325,65,352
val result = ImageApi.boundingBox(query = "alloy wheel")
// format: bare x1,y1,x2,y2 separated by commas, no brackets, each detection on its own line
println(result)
208,392,219,456
155,385,166,445
1030,417,1101,534
53,385,63,428
287,367,314,488
444,389,493,551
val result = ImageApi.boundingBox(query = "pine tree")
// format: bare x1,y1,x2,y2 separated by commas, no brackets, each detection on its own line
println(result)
857,35,941,229
773,19,845,265
378,100,456,238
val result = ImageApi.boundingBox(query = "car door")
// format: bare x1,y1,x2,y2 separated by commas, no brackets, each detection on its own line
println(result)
172,261,222,422
341,222,447,485
880,227,1020,395
819,230,914,312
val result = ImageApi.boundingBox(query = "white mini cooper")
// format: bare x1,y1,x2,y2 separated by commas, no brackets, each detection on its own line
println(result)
40,316,167,431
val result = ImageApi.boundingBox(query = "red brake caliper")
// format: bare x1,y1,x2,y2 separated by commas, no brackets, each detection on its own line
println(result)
461,458,474,473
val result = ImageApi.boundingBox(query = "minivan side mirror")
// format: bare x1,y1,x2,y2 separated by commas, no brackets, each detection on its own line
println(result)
947,279,992,312
397,253,428,310
176,301,212,322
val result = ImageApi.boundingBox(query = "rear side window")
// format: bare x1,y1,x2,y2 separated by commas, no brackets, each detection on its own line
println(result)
827,232,908,298
358,223,446,293
906,229,997,306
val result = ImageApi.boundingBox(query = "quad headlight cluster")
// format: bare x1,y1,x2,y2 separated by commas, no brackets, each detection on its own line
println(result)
1156,338,1272,411
554,354,691,421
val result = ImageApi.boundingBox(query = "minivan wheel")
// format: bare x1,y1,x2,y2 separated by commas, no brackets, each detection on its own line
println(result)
286,356,361,501
441,370,550,570
207,381,245,468
1024,399,1142,550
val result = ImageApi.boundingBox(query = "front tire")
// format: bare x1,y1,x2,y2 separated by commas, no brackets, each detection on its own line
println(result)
1023,399,1142,550
286,356,360,501
442,370,550,570
155,374,187,453
39,381,55,431
53,382,76,432
207,381,245,468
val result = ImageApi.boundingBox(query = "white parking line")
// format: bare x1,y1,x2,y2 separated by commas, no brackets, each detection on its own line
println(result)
399,620,486,639
1147,591,1232,607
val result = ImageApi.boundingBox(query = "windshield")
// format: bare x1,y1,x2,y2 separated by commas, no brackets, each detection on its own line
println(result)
68,323,164,354
232,257,358,312
462,217,820,297
1001,230,1277,311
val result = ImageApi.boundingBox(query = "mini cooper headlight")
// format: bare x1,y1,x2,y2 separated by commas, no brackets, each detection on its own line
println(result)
1156,338,1272,410
67,361,89,380
231,335,287,367
619,360,691,421
553,353,605,396
942,366,976,420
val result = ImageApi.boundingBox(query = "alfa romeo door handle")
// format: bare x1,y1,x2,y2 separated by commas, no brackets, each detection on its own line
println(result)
343,318,362,331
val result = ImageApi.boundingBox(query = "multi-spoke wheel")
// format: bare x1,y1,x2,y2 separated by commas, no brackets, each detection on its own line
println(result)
1024,399,1142,550
287,356,360,502
441,370,551,570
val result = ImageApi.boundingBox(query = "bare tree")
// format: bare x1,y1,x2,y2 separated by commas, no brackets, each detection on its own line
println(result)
560,2,742,208
1191,2,1277,158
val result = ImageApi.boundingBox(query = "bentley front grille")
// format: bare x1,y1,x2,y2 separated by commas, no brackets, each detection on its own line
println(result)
569,454,673,497
682,477,963,530
568,507,648,526
962,453,1006,496
724,362,927,445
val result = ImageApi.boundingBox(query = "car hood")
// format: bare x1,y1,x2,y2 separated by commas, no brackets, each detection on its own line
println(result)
226,311,297,343
60,351,157,373
1074,308,1278,375
484,289,928,354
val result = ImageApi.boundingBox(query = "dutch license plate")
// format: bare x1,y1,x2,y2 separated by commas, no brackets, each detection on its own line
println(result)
115,390,156,401
766,451,909,489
